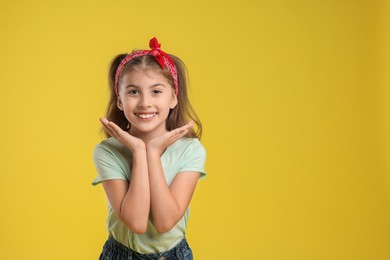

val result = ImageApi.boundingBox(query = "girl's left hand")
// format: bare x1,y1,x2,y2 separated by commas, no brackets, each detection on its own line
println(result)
146,121,194,155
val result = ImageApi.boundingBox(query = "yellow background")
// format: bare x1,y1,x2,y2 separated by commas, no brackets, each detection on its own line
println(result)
1,0,389,259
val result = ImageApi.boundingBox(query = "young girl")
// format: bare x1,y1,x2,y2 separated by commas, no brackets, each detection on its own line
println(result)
92,37,206,260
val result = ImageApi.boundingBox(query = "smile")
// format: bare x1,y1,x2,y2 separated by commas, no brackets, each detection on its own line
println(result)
135,113,157,119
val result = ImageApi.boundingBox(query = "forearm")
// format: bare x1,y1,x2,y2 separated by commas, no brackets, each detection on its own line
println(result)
120,149,150,233
147,151,181,233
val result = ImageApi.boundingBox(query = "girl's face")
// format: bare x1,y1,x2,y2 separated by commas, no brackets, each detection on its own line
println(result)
117,68,178,138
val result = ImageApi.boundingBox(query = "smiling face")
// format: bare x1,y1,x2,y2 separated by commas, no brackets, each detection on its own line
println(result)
117,68,178,140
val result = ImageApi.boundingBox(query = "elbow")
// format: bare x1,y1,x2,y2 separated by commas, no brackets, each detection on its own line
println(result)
119,215,148,234
155,225,172,234
129,224,148,234
126,221,148,234
153,210,182,234
154,221,176,234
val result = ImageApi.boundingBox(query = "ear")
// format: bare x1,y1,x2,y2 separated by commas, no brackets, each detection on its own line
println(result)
170,93,178,109
117,97,124,111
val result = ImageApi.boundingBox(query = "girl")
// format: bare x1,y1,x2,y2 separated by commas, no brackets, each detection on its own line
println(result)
92,37,206,260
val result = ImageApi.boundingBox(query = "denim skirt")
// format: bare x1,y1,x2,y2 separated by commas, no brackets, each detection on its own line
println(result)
98,236,193,260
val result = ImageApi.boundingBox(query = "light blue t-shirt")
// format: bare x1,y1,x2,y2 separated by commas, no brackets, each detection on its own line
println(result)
92,137,206,254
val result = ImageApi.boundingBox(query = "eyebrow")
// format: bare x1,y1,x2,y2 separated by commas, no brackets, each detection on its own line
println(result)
125,83,167,89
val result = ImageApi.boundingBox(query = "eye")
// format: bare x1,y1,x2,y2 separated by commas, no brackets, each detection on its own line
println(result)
127,89,139,95
152,89,162,94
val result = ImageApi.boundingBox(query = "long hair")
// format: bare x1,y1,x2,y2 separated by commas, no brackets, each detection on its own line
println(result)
103,53,202,139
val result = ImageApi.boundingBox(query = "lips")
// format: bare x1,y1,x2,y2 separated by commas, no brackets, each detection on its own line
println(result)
135,113,157,119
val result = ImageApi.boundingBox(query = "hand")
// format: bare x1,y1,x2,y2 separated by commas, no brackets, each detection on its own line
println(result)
100,118,146,152
146,121,194,155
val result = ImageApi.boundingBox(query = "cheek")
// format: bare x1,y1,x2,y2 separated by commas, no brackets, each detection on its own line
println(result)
120,101,136,115
122,109,132,120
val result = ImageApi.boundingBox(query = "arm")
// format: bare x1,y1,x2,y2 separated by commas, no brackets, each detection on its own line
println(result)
99,118,150,234
147,149,200,233
145,121,202,233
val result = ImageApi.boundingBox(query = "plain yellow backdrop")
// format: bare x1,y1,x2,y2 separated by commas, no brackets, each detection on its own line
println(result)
0,0,389,259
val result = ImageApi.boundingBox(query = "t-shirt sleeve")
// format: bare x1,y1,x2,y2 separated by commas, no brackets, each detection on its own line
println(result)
177,139,207,180
92,143,128,186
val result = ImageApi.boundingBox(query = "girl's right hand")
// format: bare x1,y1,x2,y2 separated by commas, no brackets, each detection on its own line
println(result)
100,118,145,152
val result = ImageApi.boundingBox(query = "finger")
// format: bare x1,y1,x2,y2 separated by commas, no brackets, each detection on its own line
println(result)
169,124,191,140
107,121,126,137
171,124,191,138
100,118,116,137
100,117,109,125
101,123,116,138
100,118,123,138
176,121,194,133
161,121,193,144
170,128,190,143
178,121,194,131
169,127,186,139
185,121,194,128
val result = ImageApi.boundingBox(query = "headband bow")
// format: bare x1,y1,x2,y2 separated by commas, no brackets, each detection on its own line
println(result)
114,37,178,96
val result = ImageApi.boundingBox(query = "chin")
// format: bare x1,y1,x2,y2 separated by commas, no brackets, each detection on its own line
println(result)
130,122,166,135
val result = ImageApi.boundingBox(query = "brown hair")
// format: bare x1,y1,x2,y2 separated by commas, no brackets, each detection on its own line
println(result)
103,53,202,139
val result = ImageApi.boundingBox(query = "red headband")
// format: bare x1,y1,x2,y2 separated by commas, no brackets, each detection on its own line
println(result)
114,37,178,96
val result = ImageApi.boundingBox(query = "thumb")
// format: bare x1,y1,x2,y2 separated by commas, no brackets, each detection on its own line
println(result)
185,121,194,129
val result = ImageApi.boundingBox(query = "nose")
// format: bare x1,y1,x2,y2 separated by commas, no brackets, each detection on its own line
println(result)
138,93,152,108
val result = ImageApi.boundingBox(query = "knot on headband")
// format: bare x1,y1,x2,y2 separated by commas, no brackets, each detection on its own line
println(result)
114,37,178,97
149,37,161,49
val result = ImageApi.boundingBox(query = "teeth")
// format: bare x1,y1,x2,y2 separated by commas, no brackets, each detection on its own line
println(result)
136,113,156,119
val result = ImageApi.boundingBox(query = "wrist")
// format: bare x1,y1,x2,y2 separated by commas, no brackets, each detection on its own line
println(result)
146,146,163,157
130,146,147,155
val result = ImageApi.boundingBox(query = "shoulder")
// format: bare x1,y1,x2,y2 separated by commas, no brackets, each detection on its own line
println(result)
174,138,204,149
173,138,206,156
93,137,131,163
172,138,207,178
94,137,127,154
92,138,130,185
